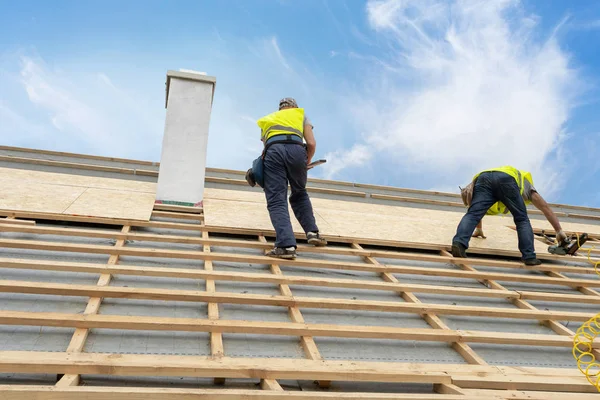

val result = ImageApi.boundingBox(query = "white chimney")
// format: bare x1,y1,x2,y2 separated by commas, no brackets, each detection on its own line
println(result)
155,70,216,207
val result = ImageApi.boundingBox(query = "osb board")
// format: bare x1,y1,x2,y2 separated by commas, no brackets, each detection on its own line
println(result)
203,199,336,237
203,189,522,252
204,188,600,254
0,168,155,221
0,181,86,214
64,188,156,221
0,167,155,193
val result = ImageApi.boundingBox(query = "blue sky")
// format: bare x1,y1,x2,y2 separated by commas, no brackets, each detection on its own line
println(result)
1,0,600,206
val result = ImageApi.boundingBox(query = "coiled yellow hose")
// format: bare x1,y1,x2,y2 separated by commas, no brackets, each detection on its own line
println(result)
573,313,600,391
571,233,600,389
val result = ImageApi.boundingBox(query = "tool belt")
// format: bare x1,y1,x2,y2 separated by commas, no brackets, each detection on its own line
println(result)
247,135,305,189
264,134,304,147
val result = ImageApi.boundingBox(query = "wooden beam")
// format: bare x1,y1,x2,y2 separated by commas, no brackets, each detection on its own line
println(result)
0,385,483,400
0,257,514,296
0,257,519,297
151,210,204,221
56,225,131,387
453,374,596,392
0,310,589,348
2,237,593,283
260,379,284,391
0,351,452,383
203,231,225,385
0,212,202,231
353,243,487,366
1,223,598,283
0,218,35,226
434,384,466,395
0,280,594,321
440,250,599,362
258,235,328,388
461,388,600,399
153,203,203,214
0,218,593,271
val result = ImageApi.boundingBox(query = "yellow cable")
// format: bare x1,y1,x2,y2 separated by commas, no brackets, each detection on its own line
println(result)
570,234,600,389
573,313,600,391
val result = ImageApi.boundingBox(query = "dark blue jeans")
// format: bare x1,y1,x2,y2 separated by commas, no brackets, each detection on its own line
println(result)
452,171,536,260
263,143,319,248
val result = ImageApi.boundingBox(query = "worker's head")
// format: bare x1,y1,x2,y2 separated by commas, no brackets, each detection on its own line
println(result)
278,97,298,110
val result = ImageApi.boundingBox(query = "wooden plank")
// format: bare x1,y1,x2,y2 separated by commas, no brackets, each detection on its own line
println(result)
0,280,593,322
519,290,600,304
0,211,202,230
452,374,595,392
0,218,35,226
0,258,519,298
0,351,453,383
371,193,465,208
440,249,587,356
0,154,140,175
153,203,203,214
434,384,466,395
258,236,324,362
0,145,156,166
462,389,599,399
0,310,588,348
260,379,284,391
202,231,225,385
0,257,517,296
0,242,522,300
0,214,595,271
1,223,597,283
353,243,487,366
56,225,131,387
3,236,592,280
355,183,461,198
206,177,367,197
307,186,366,197
0,385,483,400
151,210,204,221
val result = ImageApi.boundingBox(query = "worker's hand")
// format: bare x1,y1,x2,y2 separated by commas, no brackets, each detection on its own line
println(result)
556,230,568,245
472,228,486,239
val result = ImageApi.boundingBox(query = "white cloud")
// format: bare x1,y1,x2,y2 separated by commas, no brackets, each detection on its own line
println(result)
270,36,292,71
8,55,163,159
326,0,579,198
323,144,373,179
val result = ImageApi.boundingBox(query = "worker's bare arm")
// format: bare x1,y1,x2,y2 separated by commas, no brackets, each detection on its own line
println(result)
530,191,563,233
304,124,316,164
472,220,486,238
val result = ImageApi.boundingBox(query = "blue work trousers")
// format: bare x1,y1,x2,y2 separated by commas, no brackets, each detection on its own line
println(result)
452,171,536,260
263,143,319,248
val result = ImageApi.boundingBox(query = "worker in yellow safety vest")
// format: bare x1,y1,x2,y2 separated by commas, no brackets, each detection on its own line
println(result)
256,97,327,259
452,166,566,265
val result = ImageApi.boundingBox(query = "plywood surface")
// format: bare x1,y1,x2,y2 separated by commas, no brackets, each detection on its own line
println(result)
203,188,599,254
0,168,155,221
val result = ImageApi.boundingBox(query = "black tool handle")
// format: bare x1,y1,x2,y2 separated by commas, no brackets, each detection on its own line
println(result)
307,159,326,170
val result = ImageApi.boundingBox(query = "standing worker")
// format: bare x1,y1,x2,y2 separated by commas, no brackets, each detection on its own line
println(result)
452,166,566,265
258,97,327,259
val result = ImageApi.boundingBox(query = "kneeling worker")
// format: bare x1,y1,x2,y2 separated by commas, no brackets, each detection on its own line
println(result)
258,97,327,259
452,166,566,265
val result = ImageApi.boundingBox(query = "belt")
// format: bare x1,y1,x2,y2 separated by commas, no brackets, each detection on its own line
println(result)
265,134,303,146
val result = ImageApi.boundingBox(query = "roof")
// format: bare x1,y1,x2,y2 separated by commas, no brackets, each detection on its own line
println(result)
0,144,599,399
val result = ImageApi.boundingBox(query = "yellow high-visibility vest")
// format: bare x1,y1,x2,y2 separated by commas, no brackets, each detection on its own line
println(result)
472,166,534,215
257,108,304,141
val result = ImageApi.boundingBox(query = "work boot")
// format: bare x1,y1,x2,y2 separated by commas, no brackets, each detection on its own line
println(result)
307,232,327,247
266,247,297,260
451,242,467,258
523,258,542,266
